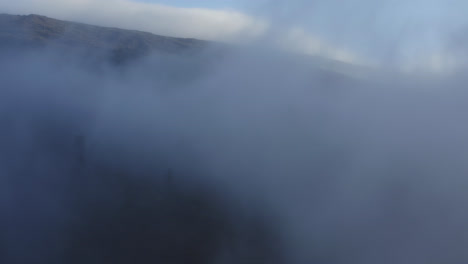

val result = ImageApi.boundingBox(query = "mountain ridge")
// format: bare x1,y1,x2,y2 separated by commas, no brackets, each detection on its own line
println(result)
0,13,209,63
0,13,369,77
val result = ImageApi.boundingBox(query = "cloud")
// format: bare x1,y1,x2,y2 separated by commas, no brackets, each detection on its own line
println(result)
277,26,368,65
250,0,468,72
4,1,468,262
3,41,468,263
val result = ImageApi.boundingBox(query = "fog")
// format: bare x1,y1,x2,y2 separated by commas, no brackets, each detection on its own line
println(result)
2,28,468,263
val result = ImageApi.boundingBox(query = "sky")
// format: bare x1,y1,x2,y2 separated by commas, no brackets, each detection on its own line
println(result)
132,0,243,9
2,0,468,72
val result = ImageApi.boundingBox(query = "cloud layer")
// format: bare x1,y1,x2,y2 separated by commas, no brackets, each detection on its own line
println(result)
2,40,468,263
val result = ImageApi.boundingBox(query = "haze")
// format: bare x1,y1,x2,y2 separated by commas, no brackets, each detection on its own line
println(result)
1,1,468,264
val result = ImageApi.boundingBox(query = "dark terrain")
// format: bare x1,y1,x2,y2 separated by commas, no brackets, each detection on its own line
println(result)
0,13,209,63
0,13,284,264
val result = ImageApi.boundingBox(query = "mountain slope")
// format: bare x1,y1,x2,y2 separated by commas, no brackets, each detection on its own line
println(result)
0,13,209,63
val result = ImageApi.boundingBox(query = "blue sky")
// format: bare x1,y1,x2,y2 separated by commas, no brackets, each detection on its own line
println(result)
131,0,244,9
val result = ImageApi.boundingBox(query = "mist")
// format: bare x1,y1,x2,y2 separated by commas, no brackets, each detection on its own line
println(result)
2,7,468,263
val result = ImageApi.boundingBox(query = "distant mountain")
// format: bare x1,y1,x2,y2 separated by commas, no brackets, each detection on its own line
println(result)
0,13,209,64
0,13,370,78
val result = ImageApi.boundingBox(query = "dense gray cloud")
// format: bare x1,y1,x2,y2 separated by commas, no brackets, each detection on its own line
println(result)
2,0,468,262
2,41,468,263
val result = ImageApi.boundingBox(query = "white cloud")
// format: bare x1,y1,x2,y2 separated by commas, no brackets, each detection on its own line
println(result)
277,27,369,65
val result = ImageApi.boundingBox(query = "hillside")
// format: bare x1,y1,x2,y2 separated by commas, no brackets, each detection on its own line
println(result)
0,13,371,78
0,13,209,63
